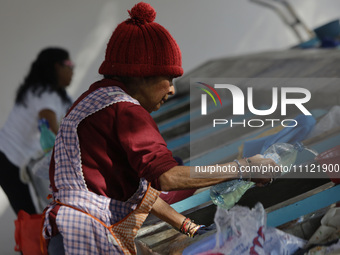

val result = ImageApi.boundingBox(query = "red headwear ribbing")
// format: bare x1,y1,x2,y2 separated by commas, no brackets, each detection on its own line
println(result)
99,2,183,77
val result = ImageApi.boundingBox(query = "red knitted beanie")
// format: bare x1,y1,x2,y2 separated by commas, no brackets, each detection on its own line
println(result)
99,2,183,77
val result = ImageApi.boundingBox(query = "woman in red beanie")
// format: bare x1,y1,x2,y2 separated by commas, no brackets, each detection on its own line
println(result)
43,2,276,254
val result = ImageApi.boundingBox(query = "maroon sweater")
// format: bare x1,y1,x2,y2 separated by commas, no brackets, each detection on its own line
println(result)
48,79,177,232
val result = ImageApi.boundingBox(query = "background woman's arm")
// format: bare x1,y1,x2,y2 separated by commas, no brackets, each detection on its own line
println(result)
39,109,59,135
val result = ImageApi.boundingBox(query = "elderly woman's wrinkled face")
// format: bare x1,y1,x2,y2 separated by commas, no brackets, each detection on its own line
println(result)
134,76,175,113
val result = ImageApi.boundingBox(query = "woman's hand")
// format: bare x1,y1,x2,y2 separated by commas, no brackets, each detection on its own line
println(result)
240,154,280,187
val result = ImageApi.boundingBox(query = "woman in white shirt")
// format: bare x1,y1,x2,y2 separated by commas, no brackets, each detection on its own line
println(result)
0,47,73,214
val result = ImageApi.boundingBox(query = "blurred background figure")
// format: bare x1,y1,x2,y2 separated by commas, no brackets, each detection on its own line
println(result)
0,47,73,215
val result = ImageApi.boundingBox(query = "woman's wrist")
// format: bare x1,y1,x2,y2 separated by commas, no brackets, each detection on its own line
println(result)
243,158,252,181
234,159,242,180
235,158,252,181
179,217,204,238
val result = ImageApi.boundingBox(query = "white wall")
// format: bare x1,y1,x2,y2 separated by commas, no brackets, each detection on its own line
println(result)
2,0,340,126
1,0,340,254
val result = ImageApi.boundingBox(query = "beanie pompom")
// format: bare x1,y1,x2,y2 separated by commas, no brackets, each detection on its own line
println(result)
99,2,183,77
128,2,156,24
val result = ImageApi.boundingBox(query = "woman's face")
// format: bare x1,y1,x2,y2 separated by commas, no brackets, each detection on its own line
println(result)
132,76,175,113
56,59,74,88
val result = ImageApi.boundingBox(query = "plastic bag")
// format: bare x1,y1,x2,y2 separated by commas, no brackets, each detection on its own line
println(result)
307,105,340,139
308,207,340,245
30,151,52,180
26,152,52,211
264,227,306,255
213,203,267,254
210,180,255,209
14,210,48,255
211,203,306,255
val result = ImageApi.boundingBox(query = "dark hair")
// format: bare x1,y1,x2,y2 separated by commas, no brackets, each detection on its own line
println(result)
15,47,72,106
